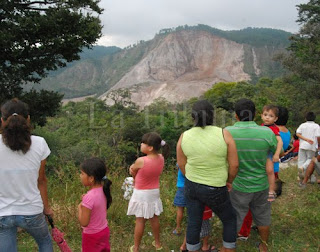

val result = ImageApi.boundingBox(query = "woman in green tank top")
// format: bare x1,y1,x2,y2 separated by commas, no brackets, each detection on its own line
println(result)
176,100,238,252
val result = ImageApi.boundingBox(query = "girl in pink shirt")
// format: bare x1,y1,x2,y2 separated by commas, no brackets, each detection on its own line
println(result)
127,132,170,252
78,158,112,252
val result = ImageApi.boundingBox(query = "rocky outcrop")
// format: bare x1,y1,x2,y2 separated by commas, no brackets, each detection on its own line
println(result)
101,30,252,107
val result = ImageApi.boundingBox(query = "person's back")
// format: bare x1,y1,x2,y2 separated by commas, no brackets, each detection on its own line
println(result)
181,125,228,187
0,135,50,215
227,122,277,192
134,155,164,190
0,98,53,252
296,112,320,175
296,112,320,152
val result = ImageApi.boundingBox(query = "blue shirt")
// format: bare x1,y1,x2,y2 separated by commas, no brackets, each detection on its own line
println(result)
176,168,185,188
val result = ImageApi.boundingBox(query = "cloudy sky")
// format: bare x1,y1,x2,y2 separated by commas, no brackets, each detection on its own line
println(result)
97,0,309,48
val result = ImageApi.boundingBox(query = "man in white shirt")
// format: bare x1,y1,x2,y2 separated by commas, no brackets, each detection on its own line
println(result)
296,112,320,180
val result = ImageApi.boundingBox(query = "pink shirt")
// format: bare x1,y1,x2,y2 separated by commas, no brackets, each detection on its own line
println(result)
81,187,108,234
134,155,164,190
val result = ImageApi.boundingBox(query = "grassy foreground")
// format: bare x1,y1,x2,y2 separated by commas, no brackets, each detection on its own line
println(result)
17,164,320,252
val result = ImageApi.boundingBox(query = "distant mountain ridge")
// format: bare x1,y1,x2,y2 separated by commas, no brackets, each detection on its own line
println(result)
30,25,291,105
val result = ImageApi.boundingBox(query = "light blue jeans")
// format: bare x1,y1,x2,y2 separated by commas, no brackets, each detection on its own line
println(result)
0,213,53,252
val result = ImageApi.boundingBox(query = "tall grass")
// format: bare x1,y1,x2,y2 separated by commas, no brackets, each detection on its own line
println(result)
17,164,320,251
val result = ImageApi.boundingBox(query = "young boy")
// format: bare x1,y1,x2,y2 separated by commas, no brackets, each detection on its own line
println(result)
296,112,320,180
261,105,283,165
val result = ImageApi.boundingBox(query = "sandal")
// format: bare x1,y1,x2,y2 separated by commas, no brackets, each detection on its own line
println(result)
267,191,276,202
210,246,220,252
256,241,268,252
172,229,182,236
201,244,213,252
152,240,163,250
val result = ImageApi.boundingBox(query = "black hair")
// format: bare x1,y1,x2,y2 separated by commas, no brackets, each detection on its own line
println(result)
235,98,255,121
191,100,214,127
141,132,170,159
1,98,31,153
80,158,112,209
306,112,316,121
276,106,289,126
262,105,279,117
293,133,298,140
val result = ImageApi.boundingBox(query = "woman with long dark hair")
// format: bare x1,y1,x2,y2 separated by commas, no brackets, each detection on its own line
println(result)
176,100,238,252
0,98,53,251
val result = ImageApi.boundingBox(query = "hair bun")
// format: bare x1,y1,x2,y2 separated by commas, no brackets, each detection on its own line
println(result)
161,140,166,146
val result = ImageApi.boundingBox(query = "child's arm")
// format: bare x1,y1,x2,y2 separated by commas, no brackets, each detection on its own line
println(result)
296,133,314,145
78,203,91,227
284,145,294,155
266,159,276,202
129,157,144,179
272,135,283,162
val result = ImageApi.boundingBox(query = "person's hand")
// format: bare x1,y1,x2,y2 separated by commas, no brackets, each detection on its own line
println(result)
268,191,276,202
43,207,53,217
272,155,279,163
226,182,232,192
307,139,314,145
129,165,137,176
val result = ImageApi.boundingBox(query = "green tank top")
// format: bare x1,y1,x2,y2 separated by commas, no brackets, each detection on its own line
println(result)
181,126,228,187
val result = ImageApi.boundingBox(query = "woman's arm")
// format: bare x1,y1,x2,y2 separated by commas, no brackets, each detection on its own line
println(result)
129,157,144,178
176,133,187,175
38,159,53,216
78,204,91,227
223,129,239,190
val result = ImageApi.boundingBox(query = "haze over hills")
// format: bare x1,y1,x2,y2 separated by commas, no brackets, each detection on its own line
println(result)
29,25,291,107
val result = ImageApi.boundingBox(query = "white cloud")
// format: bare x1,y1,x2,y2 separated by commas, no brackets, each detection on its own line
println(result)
97,0,308,48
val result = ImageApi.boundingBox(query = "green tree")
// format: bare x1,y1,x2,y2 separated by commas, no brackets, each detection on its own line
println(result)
279,0,320,82
0,0,103,125
0,0,102,85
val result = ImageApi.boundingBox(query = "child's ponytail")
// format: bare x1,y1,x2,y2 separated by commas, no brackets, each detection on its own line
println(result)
103,178,112,209
160,140,170,160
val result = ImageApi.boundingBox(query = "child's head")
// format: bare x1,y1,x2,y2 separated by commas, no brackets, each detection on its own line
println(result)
261,105,279,125
293,133,298,140
306,112,316,121
80,158,112,209
141,132,170,159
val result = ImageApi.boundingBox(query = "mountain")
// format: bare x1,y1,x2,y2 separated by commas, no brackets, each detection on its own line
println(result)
30,25,291,106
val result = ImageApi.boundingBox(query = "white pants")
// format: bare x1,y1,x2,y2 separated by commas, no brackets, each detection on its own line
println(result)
298,149,316,170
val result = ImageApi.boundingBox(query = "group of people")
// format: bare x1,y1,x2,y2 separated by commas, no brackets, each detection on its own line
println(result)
0,97,319,252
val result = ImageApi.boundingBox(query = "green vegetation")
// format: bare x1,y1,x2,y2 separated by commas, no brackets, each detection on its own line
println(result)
0,0,103,125
17,105,320,250
158,25,291,47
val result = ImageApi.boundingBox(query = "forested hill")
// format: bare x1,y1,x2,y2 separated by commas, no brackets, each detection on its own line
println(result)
28,25,291,101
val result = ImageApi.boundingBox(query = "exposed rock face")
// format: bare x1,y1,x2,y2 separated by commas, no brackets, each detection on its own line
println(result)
101,30,251,107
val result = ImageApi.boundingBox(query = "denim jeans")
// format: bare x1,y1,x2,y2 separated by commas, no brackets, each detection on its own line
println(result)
184,179,237,251
0,213,53,252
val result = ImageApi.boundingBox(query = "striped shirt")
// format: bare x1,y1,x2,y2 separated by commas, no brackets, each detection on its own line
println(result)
226,121,277,193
